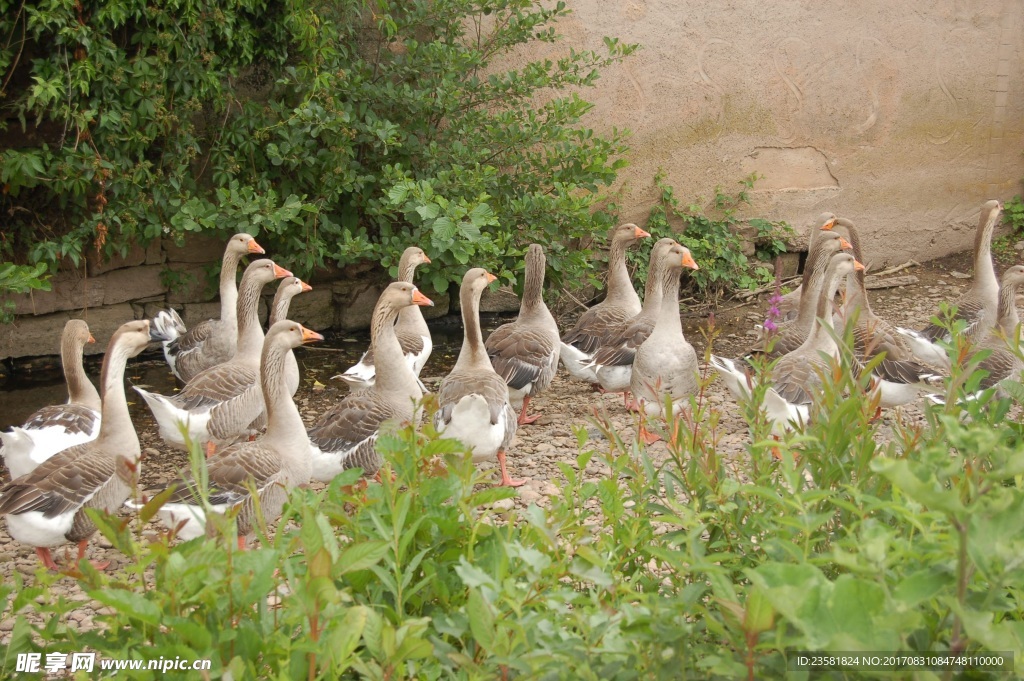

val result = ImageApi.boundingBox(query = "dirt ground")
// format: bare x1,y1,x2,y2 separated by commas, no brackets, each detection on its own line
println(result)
1,245,1022,640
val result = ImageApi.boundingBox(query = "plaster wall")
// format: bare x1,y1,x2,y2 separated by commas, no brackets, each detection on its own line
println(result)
561,0,1024,264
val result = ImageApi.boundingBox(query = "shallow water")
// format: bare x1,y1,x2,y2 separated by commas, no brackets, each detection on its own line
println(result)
0,317,500,431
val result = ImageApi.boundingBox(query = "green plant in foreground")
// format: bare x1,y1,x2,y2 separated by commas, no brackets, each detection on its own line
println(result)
1,346,1022,679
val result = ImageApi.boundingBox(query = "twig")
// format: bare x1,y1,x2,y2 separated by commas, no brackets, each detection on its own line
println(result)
867,259,919,278
734,275,802,300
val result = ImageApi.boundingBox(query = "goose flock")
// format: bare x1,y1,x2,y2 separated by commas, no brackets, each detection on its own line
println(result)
0,199,1020,569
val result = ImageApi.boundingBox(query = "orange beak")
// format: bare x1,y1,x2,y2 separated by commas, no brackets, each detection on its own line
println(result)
412,288,434,307
486,272,498,283
300,280,313,292
681,251,699,270
821,218,836,231
635,226,651,239
248,239,266,255
854,260,865,272
300,326,324,344
87,334,96,343
422,254,432,264
839,237,852,250
272,263,292,279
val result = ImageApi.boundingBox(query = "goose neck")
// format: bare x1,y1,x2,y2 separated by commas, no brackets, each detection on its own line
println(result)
234,275,268,362
261,340,306,446
97,340,140,457
455,285,489,370
63,334,100,410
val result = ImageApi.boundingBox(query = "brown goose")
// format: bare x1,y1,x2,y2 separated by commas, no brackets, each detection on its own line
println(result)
0,320,167,570
485,244,560,425
839,219,943,408
435,268,522,486
750,230,851,357
629,242,700,444
142,321,323,546
339,247,432,390
1,320,101,478
560,224,650,382
583,238,682,402
158,233,265,382
897,200,1002,368
135,259,291,450
308,282,434,481
774,212,837,322
713,253,863,435
269,276,313,396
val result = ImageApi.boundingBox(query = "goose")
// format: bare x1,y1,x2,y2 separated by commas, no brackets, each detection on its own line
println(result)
583,238,680,404
750,230,851,357
338,247,432,390
435,268,522,486
138,321,323,546
0,320,167,570
1,320,101,479
155,233,266,382
308,282,433,481
135,259,291,451
630,242,700,444
897,200,1002,369
560,223,650,383
774,212,837,322
485,244,560,425
928,265,1024,403
838,219,943,408
269,276,313,396
712,252,863,435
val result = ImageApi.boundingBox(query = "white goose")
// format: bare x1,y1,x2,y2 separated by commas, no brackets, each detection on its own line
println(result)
630,242,700,444
897,200,1002,369
308,282,434,481
1,320,101,478
436,268,522,486
712,252,863,435
560,224,650,383
0,320,166,570
154,233,265,381
268,276,313,396
139,321,322,546
485,244,560,425
135,259,290,451
338,247,432,390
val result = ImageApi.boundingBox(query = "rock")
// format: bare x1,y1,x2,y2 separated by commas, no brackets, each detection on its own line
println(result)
4,271,107,316
479,286,521,313
0,304,135,360
163,233,231,263
165,263,216,304
518,488,542,504
490,498,515,512
1015,241,1024,251
336,282,383,331
949,271,971,279
102,265,166,305
281,288,334,331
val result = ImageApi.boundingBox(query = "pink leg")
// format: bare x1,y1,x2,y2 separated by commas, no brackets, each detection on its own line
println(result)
36,547,60,571
517,396,542,425
496,450,526,487
638,421,661,445
76,539,110,571
237,535,247,551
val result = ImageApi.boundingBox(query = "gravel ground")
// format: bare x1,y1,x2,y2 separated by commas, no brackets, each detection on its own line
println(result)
1,247,1020,641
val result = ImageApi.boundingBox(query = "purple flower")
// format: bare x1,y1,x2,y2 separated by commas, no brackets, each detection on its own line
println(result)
763,319,777,333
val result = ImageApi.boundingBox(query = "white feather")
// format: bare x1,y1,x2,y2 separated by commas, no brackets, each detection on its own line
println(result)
435,395,506,463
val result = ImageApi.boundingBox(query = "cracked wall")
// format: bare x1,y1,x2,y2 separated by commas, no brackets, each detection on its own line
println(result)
562,1,1024,266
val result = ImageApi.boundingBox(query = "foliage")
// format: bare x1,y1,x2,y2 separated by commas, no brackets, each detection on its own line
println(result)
0,262,50,323
639,172,794,304
0,0,634,294
3,328,1023,679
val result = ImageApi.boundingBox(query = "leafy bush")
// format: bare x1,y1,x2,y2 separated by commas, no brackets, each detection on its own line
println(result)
3,334,1022,679
0,0,634,292
639,172,794,304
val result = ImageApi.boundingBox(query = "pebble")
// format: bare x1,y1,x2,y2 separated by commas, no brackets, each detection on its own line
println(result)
491,498,515,512
518,488,542,505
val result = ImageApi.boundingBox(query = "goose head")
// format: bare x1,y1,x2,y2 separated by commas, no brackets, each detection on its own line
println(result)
226,232,265,257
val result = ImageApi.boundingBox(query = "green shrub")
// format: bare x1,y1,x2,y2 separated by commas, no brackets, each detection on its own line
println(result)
3,336,1022,679
0,0,635,293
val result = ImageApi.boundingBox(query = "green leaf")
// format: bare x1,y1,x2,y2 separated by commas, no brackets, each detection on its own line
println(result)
337,540,390,575
466,589,495,650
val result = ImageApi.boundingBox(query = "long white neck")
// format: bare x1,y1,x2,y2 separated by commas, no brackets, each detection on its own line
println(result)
64,335,100,411
219,250,243,335
97,340,140,459
260,338,306,447
655,267,684,337
606,237,639,307
972,206,999,299
234,275,269,364
802,266,845,353
373,304,421,398
455,285,490,372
